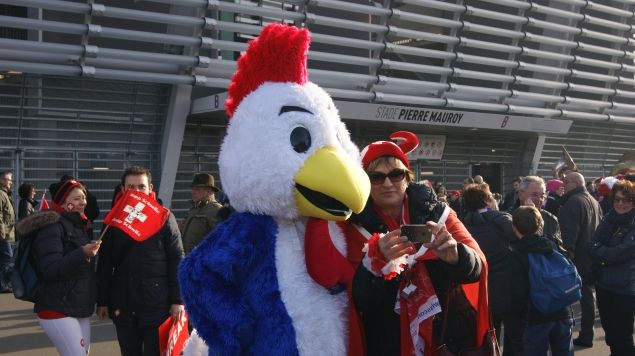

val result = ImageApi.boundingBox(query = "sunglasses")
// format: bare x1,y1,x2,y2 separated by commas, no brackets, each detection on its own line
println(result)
368,169,407,185
613,197,633,204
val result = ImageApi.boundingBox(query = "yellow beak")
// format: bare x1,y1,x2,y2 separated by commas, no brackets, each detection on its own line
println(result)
294,146,370,221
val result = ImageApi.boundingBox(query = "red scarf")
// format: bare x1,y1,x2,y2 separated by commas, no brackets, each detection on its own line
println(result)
345,198,490,356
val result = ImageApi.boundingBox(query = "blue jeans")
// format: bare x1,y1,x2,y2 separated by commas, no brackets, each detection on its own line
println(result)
523,318,573,356
0,240,14,291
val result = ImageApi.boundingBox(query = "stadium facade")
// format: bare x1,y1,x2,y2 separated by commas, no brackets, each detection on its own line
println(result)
0,0,634,219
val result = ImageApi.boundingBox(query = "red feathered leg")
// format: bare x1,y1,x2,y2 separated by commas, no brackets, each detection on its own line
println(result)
304,218,354,293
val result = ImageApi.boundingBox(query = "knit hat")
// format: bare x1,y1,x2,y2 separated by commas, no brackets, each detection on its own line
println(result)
49,179,84,206
360,131,419,169
545,179,564,194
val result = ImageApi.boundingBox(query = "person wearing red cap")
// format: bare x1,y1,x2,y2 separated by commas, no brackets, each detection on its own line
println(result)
15,179,101,356
346,131,492,356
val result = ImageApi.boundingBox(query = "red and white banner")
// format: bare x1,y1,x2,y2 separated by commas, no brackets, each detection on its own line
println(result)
103,190,169,241
158,312,189,356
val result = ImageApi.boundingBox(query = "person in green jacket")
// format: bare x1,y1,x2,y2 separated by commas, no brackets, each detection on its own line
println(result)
0,170,15,292
181,173,222,254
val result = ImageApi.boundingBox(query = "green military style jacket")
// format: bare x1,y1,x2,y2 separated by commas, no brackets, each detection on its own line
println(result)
181,198,222,253
0,186,15,243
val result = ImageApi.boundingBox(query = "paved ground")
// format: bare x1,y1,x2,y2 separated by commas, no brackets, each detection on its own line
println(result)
0,292,611,355
0,293,119,355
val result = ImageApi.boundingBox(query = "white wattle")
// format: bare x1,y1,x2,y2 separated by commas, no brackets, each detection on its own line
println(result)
274,218,348,356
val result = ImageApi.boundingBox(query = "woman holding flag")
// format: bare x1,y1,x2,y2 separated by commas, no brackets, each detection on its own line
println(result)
96,166,184,356
16,179,101,356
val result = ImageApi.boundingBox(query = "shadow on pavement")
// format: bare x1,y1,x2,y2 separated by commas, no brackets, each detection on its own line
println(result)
0,331,59,353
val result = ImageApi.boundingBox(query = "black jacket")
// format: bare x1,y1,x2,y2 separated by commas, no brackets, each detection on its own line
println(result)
84,190,100,222
18,198,37,220
17,211,97,317
541,209,566,254
558,186,602,278
543,192,561,216
501,190,518,213
590,209,635,296
351,183,482,356
96,213,184,327
509,234,572,325
463,209,514,314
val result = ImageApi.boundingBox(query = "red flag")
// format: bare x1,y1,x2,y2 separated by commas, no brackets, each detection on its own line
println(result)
39,190,50,211
103,190,169,241
158,312,189,356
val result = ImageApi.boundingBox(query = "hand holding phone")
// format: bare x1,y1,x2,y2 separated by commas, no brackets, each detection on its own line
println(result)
400,224,433,245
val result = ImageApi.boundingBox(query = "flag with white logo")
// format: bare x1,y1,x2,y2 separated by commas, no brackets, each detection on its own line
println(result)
103,190,169,241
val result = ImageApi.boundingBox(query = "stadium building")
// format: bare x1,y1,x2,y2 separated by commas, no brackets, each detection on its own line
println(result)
0,0,634,220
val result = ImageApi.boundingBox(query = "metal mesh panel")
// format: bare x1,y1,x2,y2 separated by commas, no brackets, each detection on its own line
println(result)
0,0,633,122
0,73,169,220
537,120,635,180
173,117,226,218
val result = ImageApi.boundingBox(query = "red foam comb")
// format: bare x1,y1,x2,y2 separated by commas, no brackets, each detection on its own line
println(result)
390,131,419,155
225,23,310,118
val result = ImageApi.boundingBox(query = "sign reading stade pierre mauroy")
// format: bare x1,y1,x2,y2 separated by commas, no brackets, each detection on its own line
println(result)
334,101,572,134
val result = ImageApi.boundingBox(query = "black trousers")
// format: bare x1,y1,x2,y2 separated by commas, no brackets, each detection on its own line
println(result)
115,320,161,356
577,278,596,341
493,312,523,356
596,286,635,356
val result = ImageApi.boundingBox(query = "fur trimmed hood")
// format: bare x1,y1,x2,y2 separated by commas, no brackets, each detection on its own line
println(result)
16,210,60,238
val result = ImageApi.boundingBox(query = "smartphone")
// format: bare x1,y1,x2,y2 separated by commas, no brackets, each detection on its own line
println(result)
400,224,433,245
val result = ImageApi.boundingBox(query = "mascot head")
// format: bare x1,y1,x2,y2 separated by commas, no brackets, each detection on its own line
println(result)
218,24,370,220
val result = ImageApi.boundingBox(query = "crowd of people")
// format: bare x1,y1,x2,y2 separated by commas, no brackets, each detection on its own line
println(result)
429,169,634,356
0,139,633,356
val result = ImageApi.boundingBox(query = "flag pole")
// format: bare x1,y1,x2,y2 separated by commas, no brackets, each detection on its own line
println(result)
95,225,110,242
39,188,49,211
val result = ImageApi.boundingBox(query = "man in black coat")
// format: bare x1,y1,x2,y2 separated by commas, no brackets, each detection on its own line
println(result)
559,171,602,348
96,166,184,356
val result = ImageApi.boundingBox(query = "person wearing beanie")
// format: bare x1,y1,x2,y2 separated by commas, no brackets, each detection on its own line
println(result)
347,131,491,356
51,175,100,239
180,173,222,254
544,179,564,216
16,179,101,355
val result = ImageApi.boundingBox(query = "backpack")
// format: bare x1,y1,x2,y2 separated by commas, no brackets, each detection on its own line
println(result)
11,223,67,303
527,249,582,314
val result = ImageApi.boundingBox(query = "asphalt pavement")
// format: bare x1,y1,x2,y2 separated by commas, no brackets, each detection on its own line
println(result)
0,292,611,355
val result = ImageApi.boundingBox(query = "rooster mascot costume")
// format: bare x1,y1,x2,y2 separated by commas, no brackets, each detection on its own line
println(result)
178,23,370,356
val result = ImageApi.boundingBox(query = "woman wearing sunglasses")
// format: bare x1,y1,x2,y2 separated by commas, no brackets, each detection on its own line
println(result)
589,179,635,356
347,131,491,356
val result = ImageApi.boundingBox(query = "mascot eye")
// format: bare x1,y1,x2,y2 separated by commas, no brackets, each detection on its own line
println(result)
290,126,311,153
